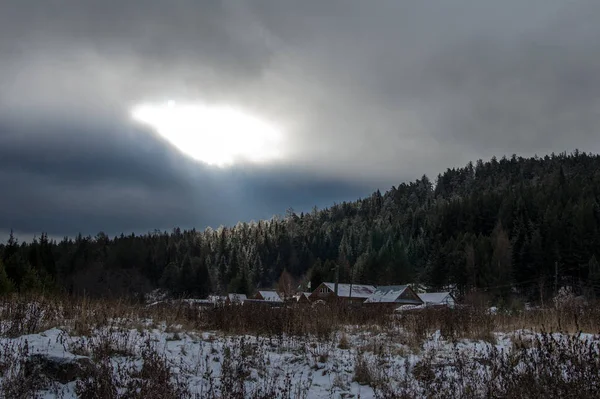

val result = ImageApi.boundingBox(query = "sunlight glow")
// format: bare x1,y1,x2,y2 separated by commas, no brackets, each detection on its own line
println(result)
131,101,284,167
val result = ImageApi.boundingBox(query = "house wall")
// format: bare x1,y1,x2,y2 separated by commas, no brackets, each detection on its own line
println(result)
310,291,368,304
295,295,311,304
399,288,422,304
244,299,282,308
308,283,333,300
420,294,456,307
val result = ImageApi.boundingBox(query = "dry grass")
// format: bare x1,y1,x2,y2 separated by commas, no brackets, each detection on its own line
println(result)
2,293,598,341
0,293,203,338
199,302,392,339
337,333,350,349
494,306,600,334
75,341,192,399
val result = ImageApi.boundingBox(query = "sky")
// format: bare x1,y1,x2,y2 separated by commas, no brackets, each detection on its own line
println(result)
1,0,600,240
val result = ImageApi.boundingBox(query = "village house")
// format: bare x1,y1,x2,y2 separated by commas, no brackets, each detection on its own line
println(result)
225,293,247,305
243,299,283,307
179,298,217,309
364,285,423,306
309,282,376,303
208,295,227,306
292,292,312,304
252,290,283,303
418,292,456,307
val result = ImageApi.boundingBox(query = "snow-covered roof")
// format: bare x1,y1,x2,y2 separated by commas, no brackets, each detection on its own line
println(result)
228,293,247,303
293,292,311,301
258,290,283,302
322,283,376,298
365,285,419,303
418,292,453,304
208,295,227,303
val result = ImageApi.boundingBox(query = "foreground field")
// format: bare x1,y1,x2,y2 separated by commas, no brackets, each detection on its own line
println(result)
0,296,599,398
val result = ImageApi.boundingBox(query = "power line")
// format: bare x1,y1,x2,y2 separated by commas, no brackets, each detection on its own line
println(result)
473,276,550,291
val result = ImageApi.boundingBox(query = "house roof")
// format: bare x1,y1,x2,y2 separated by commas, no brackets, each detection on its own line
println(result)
418,292,452,304
228,293,247,302
293,292,311,301
258,290,283,302
365,285,414,303
322,283,376,298
208,295,227,303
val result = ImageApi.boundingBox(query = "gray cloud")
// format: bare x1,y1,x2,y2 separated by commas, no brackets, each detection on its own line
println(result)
1,0,600,236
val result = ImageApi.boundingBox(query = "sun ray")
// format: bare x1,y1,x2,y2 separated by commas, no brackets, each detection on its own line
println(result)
131,101,284,167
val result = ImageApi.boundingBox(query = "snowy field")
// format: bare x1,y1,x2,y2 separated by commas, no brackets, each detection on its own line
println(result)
0,299,599,398
0,324,514,398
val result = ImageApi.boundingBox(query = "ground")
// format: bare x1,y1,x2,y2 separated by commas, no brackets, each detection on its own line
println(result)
0,298,599,398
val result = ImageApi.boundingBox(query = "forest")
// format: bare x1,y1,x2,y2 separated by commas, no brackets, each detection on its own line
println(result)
1,151,600,304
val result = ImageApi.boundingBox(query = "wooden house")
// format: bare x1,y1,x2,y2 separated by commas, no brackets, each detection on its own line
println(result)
225,293,247,305
364,285,423,307
309,282,376,303
291,292,312,305
253,290,283,303
418,292,456,307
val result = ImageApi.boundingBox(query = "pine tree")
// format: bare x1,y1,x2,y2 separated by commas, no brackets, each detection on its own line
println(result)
160,262,180,293
491,222,513,298
0,260,15,294
20,265,43,293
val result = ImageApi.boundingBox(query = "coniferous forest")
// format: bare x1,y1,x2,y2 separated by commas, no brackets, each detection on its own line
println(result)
2,151,600,303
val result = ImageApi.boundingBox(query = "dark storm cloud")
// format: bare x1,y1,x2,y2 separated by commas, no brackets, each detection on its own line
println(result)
0,119,207,235
0,121,187,189
1,0,600,237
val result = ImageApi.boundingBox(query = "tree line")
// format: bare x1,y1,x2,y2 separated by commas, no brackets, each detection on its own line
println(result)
1,151,600,303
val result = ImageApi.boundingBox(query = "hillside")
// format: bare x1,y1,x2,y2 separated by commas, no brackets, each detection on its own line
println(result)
2,151,600,302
